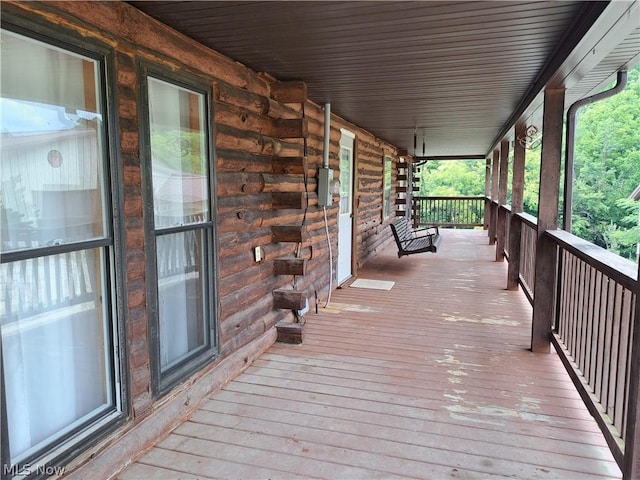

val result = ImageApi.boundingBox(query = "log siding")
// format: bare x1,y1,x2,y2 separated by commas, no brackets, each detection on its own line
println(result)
0,0,399,476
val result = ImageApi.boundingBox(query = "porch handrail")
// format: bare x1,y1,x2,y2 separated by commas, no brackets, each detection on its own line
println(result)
499,207,638,473
546,229,637,469
414,196,485,228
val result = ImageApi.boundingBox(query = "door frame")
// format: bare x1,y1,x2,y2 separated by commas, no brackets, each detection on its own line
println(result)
338,128,357,285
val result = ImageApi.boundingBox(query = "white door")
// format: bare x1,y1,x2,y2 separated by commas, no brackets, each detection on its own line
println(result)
337,129,355,284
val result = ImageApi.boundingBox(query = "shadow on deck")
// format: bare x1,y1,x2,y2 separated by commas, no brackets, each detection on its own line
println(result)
118,229,621,479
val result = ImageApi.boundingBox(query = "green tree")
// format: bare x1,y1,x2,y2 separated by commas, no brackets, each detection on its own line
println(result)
418,160,485,196
572,66,640,260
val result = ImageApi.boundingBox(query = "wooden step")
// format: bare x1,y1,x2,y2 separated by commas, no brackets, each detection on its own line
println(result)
274,256,308,276
270,80,308,103
272,156,308,175
272,192,307,210
273,289,306,309
275,321,305,344
271,118,308,139
272,225,306,243
263,173,306,192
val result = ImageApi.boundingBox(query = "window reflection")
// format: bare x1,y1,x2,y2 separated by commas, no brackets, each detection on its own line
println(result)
156,230,207,371
148,78,209,227
1,31,105,253
339,146,352,215
146,74,213,386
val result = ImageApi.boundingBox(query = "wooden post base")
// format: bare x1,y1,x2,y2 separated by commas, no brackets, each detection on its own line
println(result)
276,321,305,344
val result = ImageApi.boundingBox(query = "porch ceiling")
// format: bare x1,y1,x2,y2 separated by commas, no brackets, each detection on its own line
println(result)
128,1,640,158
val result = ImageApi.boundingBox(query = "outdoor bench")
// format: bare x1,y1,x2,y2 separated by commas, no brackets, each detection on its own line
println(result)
390,218,442,257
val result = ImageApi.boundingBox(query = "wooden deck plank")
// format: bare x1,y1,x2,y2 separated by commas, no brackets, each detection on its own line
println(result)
231,371,596,425
208,389,609,448
162,429,412,479
255,353,588,399
117,229,621,479
237,367,596,426
221,380,608,444
116,462,211,480
135,445,314,480
196,398,616,467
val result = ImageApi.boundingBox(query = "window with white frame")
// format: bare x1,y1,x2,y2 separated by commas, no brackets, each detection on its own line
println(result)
141,67,218,396
0,24,124,474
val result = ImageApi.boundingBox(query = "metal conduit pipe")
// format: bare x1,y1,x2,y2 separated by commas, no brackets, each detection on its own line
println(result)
563,69,628,232
322,103,333,307
323,103,331,168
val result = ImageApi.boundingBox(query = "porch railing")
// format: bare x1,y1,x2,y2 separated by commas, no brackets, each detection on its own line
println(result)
549,230,637,467
518,213,538,303
414,196,485,227
495,204,639,472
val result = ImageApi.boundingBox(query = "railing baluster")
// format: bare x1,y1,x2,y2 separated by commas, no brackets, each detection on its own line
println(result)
577,258,588,370
584,266,596,385
617,290,633,438
412,196,486,228
547,230,636,468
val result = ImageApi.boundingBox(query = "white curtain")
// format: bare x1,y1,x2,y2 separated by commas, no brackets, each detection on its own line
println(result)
1,252,108,461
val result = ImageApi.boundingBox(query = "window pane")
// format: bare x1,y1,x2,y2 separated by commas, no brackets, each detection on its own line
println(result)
0,249,113,462
339,147,352,215
1,31,106,253
156,230,208,371
148,78,209,228
383,156,392,218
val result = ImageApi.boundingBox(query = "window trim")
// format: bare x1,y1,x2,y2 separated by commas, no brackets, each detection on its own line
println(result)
138,62,219,398
0,14,128,478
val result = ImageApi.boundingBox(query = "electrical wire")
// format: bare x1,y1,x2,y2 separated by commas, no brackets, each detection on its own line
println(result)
323,205,333,307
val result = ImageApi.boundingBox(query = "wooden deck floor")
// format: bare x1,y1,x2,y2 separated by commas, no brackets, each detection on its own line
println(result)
117,229,621,480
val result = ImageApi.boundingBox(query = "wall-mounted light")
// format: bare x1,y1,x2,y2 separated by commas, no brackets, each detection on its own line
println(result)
517,125,541,150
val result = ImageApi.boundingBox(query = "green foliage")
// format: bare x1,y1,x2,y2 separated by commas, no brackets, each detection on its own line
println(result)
602,199,639,259
418,160,485,196
571,66,640,260
523,149,541,216
151,130,206,175
416,67,639,261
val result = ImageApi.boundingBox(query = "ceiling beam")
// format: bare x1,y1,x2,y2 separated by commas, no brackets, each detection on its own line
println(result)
414,155,486,162
486,1,608,156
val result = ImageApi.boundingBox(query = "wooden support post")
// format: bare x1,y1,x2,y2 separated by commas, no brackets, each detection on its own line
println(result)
507,122,526,290
623,258,640,479
484,158,491,230
270,80,308,103
495,139,509,262
489,149,500,245
531,88,565,353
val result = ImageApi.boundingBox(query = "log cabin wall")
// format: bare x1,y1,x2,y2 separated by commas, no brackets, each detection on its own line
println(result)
1,1,398,475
